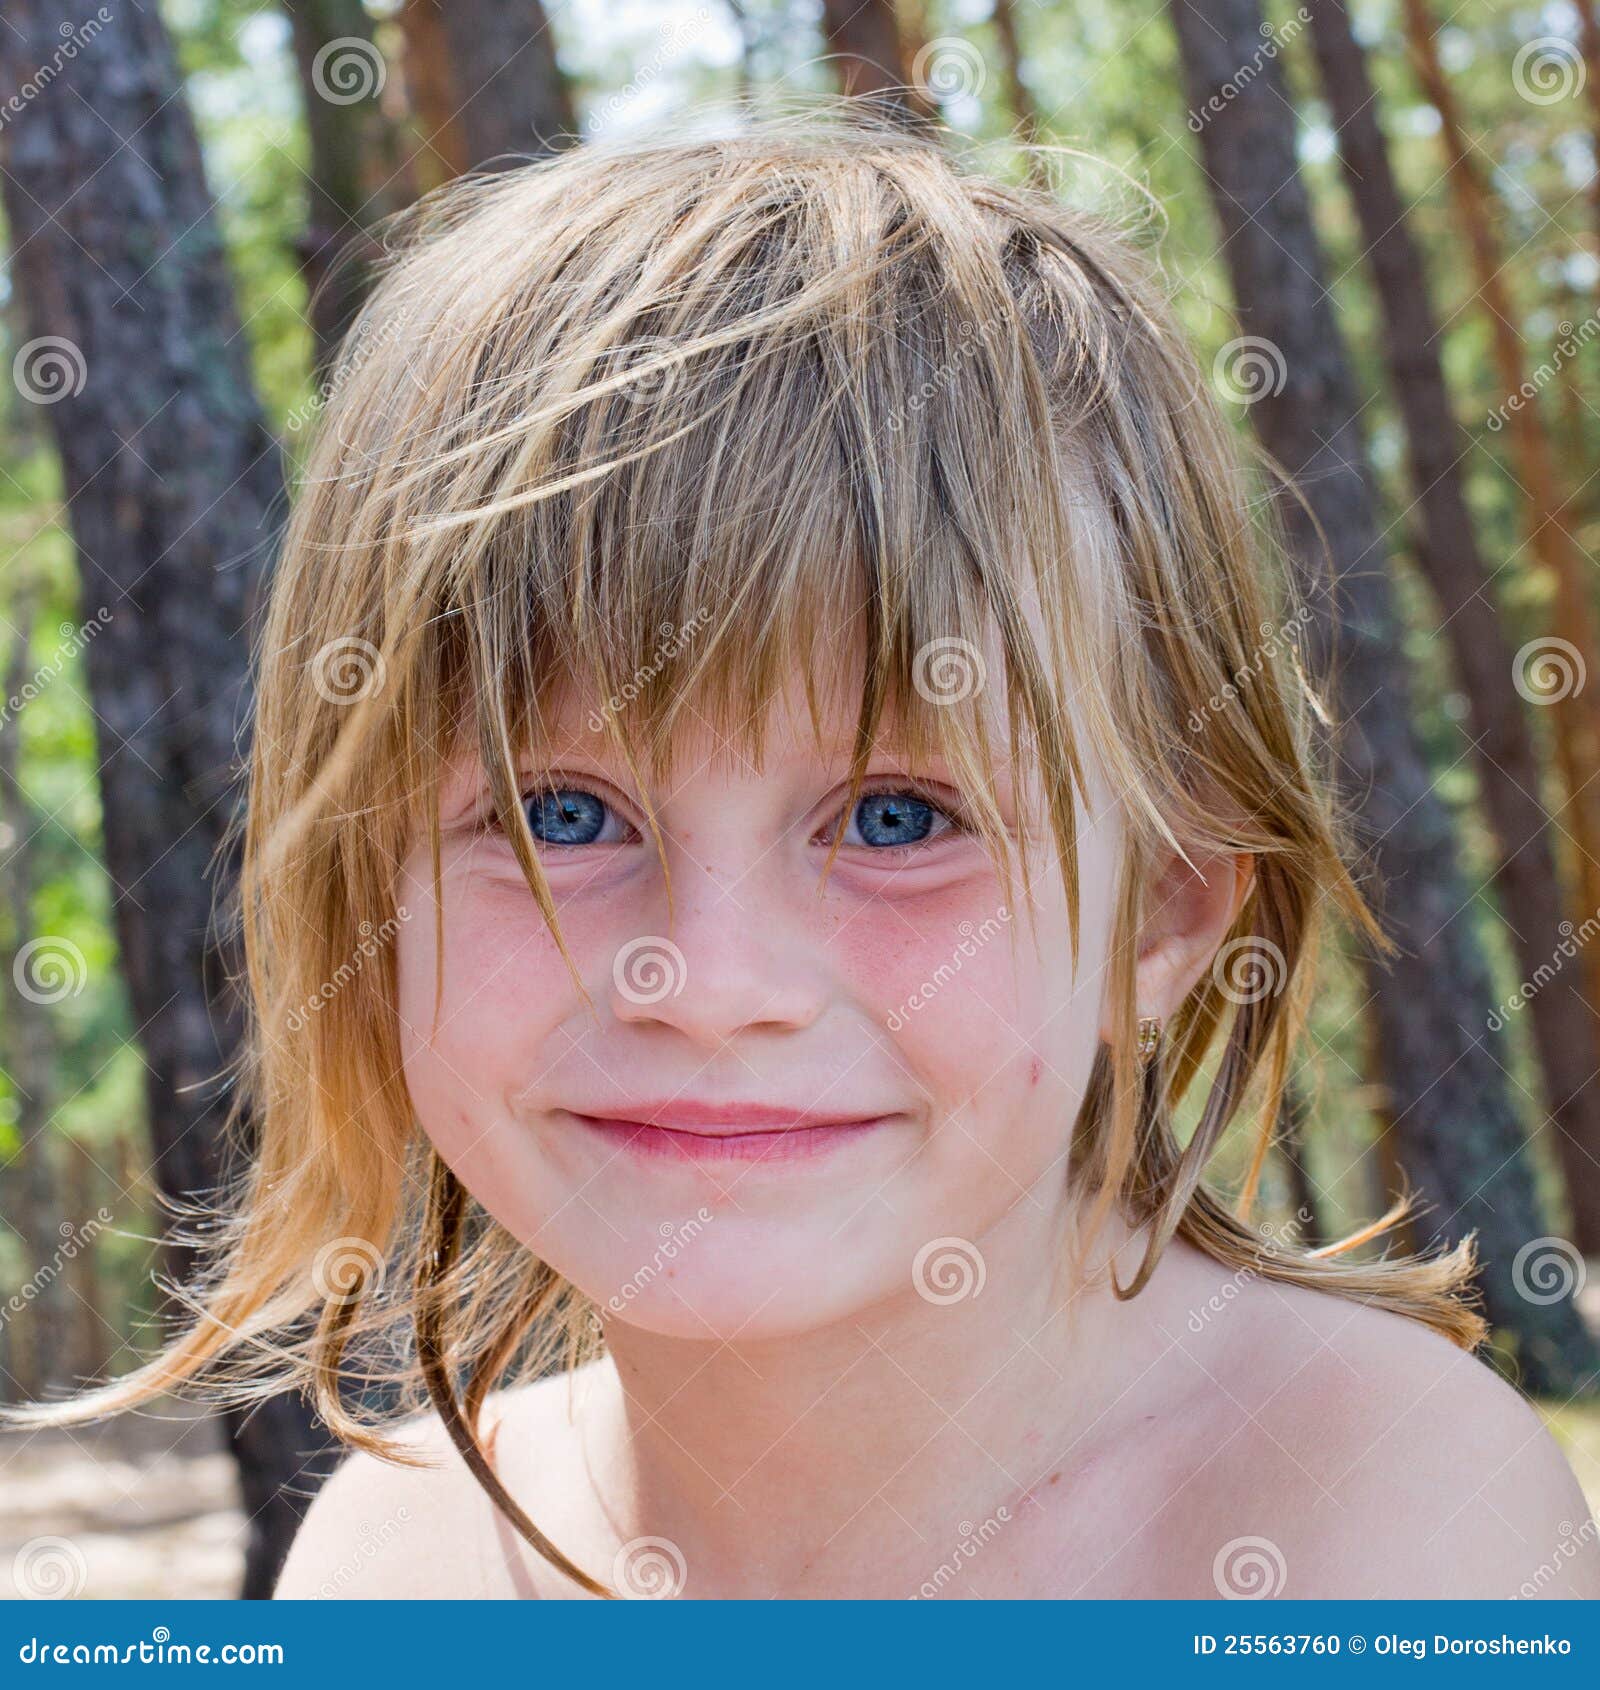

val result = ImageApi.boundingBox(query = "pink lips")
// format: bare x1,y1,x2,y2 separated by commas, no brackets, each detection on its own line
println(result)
568,1101,895,1164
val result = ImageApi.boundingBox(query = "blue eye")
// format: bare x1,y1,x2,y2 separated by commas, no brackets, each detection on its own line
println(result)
847,790,951,849
525,788,610,845
512,782,960,851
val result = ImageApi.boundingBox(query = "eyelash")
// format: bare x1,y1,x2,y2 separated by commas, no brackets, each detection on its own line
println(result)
487,777,974,852
824,780,973,853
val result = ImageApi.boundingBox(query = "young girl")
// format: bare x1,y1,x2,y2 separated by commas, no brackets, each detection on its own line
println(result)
15,113,1597,1601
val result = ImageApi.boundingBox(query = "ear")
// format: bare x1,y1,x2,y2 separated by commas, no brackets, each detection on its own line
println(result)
1099,845,1255,1041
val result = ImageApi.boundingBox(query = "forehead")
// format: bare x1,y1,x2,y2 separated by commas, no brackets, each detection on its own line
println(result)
423,504,1106,829
433,660,991,813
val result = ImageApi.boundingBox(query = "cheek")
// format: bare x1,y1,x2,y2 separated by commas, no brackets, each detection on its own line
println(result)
393,858,575,1168
824,878,1100,1170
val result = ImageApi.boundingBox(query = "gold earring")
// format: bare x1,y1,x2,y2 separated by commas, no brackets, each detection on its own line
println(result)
1136,1015,1163,1061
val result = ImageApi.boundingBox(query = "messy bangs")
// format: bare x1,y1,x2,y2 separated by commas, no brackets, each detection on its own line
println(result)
303,126,1105,981
4,115,1486,1590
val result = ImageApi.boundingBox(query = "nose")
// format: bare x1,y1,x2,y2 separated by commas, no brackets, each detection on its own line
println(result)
607,850,828,1047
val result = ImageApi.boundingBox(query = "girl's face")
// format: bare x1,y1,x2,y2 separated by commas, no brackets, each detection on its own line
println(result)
395,667,1126,1340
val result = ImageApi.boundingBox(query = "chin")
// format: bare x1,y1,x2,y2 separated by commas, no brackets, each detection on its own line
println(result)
570,1226,902,1344
597,1284,878,1344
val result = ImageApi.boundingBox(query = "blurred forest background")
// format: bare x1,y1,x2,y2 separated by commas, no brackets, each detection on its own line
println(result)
4,0,1600,1598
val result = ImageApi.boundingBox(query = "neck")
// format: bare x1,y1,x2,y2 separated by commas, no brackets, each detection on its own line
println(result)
561,1195,1202,1599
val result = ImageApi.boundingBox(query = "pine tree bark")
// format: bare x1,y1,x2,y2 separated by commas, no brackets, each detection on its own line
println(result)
281,0,394,377
0,0,339,1594
1400,0,1600,1039
1572,0,1600,264
992,0,1041,146
1308,0,1600,1254
822,0,937,127
1169,0,1598,1395
396,0,574,187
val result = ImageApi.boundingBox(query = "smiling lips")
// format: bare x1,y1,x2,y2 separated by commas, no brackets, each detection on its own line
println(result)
568,1100,896,1163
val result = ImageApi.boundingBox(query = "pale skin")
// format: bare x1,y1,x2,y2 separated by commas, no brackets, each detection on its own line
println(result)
275,651,1600,1600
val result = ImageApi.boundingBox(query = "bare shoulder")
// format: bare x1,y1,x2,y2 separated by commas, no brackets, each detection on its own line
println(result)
273,1403,515,1599
1177,1265,1600,1598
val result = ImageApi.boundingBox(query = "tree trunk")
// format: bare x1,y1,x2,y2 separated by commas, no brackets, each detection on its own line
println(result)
396,0,575,188
1572,0,1600,266
0,0,339,1594
1399,0,1600,1041
1274,1084,1325,1251
1308,0,1600,1255
822,0,937,128
993,0,1047,181
1169,0,1599,1396
281,0,394,377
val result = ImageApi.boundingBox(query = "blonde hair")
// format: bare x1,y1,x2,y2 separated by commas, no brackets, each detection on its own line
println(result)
5,109,1482,1597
